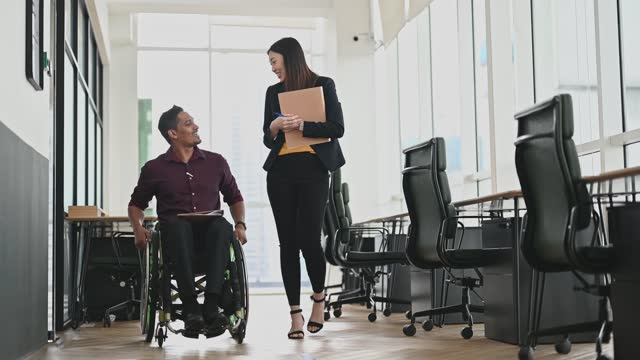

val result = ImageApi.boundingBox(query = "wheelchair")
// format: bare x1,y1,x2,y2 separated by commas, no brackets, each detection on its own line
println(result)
140,225,249,347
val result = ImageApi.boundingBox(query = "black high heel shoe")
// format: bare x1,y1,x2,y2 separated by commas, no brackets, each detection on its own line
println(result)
288,309,305,339
307,294,326,334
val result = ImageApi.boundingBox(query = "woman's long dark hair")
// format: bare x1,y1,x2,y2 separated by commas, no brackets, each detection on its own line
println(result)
268,37,318,91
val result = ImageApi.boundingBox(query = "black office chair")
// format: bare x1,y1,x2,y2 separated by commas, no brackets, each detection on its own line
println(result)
91,231,142,327
514,94,614,360
321,193,364,319
401,138,511,339
326,168,411,322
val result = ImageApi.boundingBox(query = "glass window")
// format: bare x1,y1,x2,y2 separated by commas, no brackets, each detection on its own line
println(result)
625,142,640,167
533,0,599,144
579,152,601,176
209,51,291,286
398,19,421,150
96,124,103,208
473,0,490,173
431,0,466,192
137,14,209,48
87,110,96,205
619,0,640,131
98,59,103,117
77,4,87,79
76,85,87,206
64,0,72,46
137,51,210,156
88,33,95,99
64,55,75,210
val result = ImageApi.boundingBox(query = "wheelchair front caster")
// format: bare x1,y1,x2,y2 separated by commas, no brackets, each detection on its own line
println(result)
518,346,533,360
461,326,473,339
333,308,342,318
383,308,392,317
156,328,165,348
554,337,571,354
368,313,377,322
324,311,330,321
422,319,434,331
103,317,111,328
405,310,412,320
403,324,416,336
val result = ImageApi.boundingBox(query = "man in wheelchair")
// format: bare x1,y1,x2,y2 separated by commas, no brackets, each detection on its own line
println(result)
128,105,248,336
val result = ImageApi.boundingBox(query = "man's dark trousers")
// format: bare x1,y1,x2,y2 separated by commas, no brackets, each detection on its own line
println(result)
160,216,233,313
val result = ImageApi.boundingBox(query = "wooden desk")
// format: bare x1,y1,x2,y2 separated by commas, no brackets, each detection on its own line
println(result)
65,215,156,327
353,189,523,226
582,166,640,184
454,190,522,207
583,166,640,200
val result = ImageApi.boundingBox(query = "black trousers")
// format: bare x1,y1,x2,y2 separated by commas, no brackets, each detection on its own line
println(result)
160,217,233,305
267,153,329,306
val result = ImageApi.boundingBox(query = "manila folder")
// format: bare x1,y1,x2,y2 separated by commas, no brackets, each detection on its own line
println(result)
278,86,331,149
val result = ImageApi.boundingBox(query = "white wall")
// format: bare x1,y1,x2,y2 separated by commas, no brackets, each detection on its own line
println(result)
333,0,379,222
105,14,139,215
0,0,52,158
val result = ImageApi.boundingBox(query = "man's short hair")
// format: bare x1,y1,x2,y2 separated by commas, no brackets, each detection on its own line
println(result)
158,105,183,144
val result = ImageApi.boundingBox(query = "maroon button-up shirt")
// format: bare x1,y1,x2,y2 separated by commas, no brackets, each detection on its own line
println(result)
129,147,244,223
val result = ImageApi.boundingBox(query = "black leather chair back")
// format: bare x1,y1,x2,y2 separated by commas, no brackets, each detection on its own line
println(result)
328,169,354,266
323,198,340,266
514,94,593,272
402,138,457,269
342,183,353,226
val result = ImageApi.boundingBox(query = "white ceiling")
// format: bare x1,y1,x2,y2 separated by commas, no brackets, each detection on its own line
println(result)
106,0,336,16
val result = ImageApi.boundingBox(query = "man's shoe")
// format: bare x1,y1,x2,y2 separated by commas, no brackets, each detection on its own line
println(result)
184,313,205,332
204,311,228,338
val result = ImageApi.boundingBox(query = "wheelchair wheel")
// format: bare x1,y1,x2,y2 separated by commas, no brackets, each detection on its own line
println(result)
141,231,159,343
228,238,249,343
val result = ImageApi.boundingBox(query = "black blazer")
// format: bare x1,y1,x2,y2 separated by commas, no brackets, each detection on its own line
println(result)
262,76,346,172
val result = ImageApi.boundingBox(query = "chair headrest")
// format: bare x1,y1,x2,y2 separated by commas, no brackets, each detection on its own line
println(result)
402,137,446,171
434,137,446,171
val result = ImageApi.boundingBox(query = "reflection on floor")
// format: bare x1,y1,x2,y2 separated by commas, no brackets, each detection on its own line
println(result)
30,293,613,360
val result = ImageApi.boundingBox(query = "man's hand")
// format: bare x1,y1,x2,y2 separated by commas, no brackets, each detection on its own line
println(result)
235,226,247,245
134,226,151,250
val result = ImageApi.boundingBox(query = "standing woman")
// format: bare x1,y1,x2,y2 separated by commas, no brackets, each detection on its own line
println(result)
263,37,345,339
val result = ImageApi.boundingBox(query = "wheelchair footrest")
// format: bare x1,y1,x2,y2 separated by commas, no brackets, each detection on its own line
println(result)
182,330,200,339
204,327,226,338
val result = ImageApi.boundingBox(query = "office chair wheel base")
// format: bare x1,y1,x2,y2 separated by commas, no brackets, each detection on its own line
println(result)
518,346,533,360
368,313,377,322
405,311,412,320
461,327,473,339
383,308,392,317
333,309,342,318
156,328,165,348
554,337,571,354
422,320,434,331
596,354,612,360
403,324,416,337
324,312,330,321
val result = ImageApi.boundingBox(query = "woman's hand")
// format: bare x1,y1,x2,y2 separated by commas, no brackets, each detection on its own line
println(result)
280,115,302,133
